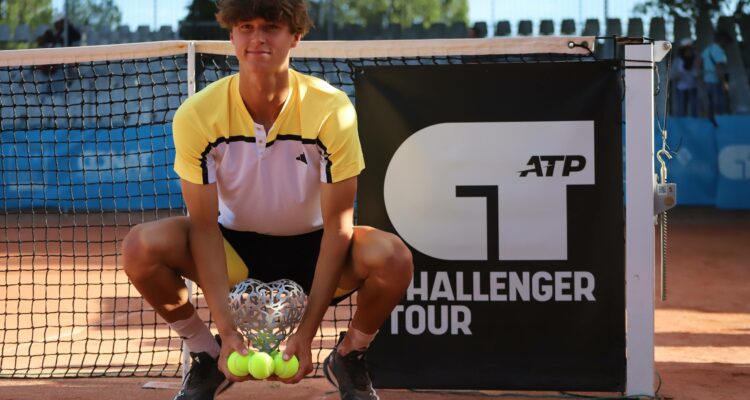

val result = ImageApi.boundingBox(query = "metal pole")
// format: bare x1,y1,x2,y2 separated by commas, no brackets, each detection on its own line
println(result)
491,0,495,37
578,0,582,29
327,0,334,40
604,0,609,21
182,39,197,382
154,0,157,31
63,0,69,47
624,42,656,397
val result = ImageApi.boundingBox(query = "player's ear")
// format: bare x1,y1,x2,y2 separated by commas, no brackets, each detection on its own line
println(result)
290,32,301,48
229,28,234,44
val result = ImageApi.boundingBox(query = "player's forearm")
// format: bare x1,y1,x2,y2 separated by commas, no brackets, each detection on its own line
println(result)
296,229,352,340
189,224,236,336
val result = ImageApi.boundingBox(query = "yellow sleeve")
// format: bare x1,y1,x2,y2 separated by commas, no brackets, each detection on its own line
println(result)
318,91,365,183
172,102,209,185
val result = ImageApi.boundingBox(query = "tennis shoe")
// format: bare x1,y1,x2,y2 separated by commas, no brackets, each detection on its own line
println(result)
323,331,379,400
173,337,232,400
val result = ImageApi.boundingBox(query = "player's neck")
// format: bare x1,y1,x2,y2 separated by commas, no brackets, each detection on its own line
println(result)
238,67,290,132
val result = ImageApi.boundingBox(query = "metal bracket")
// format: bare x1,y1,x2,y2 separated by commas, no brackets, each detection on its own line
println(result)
654,181,677,215
653,41,671,62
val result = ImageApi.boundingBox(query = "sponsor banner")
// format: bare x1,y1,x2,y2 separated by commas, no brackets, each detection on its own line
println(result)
715,116,750,209
655,118,717,206
355,62,624,391
0,125,181,211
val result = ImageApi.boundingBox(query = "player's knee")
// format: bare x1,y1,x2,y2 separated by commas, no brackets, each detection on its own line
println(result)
121,226,143,274
374,235,413,283
121,224,160,279
389,238,413,283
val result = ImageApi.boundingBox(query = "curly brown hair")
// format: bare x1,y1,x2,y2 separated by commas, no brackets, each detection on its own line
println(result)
215,0,313,36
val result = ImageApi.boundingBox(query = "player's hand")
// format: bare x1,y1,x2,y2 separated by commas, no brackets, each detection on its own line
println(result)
218,330,255,382
276,332,313,384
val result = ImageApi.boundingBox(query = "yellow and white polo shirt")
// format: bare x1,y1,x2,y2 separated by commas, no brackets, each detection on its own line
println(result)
172,69,365,235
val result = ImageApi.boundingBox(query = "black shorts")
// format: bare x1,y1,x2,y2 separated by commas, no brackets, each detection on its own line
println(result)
220,225,355,305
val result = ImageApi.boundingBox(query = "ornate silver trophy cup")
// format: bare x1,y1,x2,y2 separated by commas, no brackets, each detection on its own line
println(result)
227,278,307,353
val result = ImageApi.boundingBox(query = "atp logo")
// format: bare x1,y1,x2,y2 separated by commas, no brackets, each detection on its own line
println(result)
718,145,750,180
383,121,595,261
519,155,587,177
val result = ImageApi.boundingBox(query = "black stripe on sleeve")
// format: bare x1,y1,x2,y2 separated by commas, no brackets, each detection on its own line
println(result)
199,136,257,185
316,139,333,183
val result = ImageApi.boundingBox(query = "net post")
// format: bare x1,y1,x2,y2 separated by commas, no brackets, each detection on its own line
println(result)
181,279,194,378
624,42,656,397
187,41,197,96
181,40,198,379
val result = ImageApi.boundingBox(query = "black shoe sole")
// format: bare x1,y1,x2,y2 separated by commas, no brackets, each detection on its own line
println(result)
323,353,339,389
323,348,380,400
215,379,233,397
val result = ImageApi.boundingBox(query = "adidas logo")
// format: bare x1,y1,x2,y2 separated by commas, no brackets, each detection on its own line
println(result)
296,153,307,164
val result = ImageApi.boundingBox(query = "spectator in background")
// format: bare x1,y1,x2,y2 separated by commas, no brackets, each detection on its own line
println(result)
701,31,732,116
672,38,699,117
36,30,58,48
37,13,81,48
36,14,82,75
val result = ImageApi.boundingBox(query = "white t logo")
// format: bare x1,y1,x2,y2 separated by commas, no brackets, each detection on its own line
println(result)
383,121,595,261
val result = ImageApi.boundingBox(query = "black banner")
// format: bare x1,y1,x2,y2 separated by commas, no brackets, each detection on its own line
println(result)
355,61,624,391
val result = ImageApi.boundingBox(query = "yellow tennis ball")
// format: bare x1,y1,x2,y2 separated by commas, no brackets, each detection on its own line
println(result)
273,353,299,379
227,351,251,377
248,351,274,380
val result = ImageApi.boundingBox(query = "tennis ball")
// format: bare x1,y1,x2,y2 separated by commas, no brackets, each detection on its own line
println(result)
273,353,299,379
248,351,274,380
227,351,251,377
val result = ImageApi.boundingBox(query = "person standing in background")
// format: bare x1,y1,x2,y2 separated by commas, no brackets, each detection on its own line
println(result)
700,32,732,116
672,38,699,117
36,13,81,48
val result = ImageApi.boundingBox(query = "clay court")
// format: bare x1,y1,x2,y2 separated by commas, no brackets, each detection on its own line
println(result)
1,207,748,400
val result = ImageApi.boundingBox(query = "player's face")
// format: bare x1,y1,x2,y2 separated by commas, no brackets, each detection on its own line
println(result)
230,18,301,73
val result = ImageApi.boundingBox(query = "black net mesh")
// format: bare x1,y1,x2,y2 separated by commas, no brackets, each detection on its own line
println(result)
0,48,596,379
1,56,188,378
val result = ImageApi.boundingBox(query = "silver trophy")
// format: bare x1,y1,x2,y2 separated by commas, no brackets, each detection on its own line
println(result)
227,278,307,353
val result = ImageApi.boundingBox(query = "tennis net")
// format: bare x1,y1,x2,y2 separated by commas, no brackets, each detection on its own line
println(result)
0,37,595,378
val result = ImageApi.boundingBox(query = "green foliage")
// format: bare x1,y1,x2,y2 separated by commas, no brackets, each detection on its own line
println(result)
60,0,122,29
0,0,52,49
633,0,748,19
0,0,53,32
178,0,224,40
0,0,119,48
177,0,468,30
321,0,468,28
181,0,218,22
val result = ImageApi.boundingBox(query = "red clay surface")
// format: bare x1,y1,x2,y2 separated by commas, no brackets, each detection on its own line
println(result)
1,207,748,399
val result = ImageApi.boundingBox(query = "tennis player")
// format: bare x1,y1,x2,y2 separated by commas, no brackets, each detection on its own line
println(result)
121,0,413,399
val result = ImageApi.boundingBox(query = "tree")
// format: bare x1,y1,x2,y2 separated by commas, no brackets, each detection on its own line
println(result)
178,0,225,40
61,0,122,29
0,0,53,32
181,0,218,22
316,0,468,28
176,0,469,40
634,0,748,20
0,0,53,49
